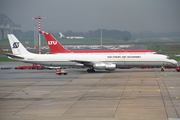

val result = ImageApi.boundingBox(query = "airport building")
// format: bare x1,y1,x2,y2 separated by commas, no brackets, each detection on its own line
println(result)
0,14,21,39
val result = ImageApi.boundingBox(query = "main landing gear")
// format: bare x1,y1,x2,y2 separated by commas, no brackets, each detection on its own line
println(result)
161,67,165,72
87,69,95,72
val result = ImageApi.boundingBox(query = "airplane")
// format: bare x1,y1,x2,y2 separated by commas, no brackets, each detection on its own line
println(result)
5,34,178,72
59,32,84,39
41,31,156,54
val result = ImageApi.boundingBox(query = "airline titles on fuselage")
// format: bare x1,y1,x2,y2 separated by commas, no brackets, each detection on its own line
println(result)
107,56,141,58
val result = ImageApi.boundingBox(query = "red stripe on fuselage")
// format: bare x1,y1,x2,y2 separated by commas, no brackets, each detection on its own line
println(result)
52,49,155,53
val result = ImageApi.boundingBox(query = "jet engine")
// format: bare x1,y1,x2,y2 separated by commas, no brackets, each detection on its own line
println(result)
93,62,116,71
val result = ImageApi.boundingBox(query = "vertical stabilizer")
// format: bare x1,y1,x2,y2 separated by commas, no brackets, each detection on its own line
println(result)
7,34,31,55
40,31,68,53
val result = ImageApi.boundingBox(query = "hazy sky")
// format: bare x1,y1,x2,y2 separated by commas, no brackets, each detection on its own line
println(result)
0,0,180,33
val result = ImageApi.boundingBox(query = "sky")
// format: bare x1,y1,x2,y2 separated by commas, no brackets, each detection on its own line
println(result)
0,0,180,33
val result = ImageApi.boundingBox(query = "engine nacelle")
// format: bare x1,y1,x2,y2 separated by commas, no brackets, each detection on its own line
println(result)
93,63,116,71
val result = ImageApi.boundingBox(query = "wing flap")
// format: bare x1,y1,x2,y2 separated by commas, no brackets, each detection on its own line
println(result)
71,60,94,66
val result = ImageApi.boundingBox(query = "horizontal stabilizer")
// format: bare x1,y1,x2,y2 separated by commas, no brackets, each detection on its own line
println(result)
5,53,24,59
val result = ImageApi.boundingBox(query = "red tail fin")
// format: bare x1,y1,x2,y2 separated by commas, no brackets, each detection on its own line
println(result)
40,31,68,53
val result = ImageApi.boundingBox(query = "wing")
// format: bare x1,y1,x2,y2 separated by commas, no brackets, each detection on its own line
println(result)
71,60,117,71
71,60,95,67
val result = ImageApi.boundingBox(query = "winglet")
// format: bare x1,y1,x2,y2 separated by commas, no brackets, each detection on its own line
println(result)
40,31,69,53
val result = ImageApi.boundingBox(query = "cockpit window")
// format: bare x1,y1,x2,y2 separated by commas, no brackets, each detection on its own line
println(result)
167,56,170,59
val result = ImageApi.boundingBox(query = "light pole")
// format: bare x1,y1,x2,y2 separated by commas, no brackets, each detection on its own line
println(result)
33,24,37,49
101,25,102,46
33,16,46,54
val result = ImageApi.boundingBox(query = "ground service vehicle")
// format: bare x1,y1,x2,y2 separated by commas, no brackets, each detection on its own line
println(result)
119,66,130,69
56,68,68,75
177,67,180,72
15,64,43,69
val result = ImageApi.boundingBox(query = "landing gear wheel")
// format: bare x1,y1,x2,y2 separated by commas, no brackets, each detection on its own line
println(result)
161,67,164,72
87,69,95,72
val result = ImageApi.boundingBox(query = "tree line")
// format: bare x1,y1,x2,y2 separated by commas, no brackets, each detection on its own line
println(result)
21,30,180,40
64,29,131,41
22,29,131,41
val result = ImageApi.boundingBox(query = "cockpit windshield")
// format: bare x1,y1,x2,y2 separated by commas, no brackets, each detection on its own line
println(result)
166,56,173,60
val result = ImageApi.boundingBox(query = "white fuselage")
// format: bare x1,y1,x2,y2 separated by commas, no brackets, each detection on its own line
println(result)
66,36,84,39
11,52,177,67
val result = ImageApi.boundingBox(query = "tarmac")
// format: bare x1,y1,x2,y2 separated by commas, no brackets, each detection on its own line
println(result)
0,62,180,120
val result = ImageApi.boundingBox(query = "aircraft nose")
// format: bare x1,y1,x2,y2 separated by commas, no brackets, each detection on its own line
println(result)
172,60,178,66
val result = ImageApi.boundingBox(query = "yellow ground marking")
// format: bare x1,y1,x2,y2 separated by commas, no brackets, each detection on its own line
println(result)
0,96,179,101
89,90,102,92
170,87,174,88
85,97,105,100
0,81,34,83
115,90,131,91
61,91,77,92
0,89,168,93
